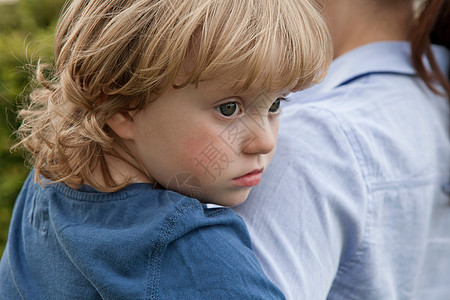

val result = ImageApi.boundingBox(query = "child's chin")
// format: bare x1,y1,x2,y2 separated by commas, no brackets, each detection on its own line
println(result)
212,190,252,208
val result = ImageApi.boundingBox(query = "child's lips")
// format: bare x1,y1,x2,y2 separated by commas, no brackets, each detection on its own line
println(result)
232,169,264,187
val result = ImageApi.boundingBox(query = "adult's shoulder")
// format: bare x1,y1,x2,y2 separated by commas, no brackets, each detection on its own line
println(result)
277,91,363,164
233,93,370,299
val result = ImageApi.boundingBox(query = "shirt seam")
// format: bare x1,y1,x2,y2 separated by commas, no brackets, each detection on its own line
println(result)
146,201,192,299
146,200,214,299
304,100,372,269
367,175,450,192
49,183,150,203
312,103,376,287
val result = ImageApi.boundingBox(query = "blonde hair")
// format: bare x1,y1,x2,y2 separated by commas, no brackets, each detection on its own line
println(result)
14,0,331,191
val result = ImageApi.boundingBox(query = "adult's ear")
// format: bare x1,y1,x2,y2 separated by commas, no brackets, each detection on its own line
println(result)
106,110,135,140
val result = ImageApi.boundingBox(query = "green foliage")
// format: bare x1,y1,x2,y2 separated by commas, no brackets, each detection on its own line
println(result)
0,0,65,255
18,0,66,29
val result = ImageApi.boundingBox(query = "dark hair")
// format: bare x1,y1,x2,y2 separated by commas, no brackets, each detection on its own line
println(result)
411,0,450,96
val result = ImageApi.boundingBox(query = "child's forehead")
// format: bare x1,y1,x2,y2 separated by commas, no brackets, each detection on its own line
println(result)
176,50,294,96
58,0,329,105
174,22,297,93
184,76,291,99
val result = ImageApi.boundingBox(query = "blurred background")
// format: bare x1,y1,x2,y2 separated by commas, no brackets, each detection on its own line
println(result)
0,0,66,255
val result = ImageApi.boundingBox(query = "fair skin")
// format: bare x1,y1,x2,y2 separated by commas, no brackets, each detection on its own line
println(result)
320,0,414,58
107,77,288,207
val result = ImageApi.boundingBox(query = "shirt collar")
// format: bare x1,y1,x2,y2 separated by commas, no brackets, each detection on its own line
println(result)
309,41,449,93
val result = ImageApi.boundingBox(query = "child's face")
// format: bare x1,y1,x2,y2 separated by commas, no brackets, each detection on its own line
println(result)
129,78,288,206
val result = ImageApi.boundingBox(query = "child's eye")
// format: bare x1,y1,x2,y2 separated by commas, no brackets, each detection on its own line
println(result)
268,97,285,113
215,102,241,117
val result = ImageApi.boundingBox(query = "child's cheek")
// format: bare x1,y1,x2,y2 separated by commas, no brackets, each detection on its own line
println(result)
181,130,224,176
181,129,209,158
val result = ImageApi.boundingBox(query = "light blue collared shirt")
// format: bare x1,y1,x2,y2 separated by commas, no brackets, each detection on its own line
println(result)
234,41,450,300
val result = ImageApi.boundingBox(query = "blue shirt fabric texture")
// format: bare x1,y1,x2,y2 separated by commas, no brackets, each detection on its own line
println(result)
233,41,450,300
0,172,285,299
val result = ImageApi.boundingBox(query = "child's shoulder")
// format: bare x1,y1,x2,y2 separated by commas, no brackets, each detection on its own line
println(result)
10,172,275,298
30,174,240,238
22,171,247,251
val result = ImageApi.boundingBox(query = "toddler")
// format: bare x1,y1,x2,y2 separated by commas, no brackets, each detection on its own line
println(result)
0,0,331,298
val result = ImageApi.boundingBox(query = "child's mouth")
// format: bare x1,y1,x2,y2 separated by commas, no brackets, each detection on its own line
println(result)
232,169,264,187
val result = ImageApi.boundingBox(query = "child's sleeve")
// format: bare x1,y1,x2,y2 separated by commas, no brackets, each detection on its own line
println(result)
153,207,285,299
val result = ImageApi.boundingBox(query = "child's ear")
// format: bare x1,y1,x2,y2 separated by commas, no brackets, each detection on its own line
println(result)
106,111,135,140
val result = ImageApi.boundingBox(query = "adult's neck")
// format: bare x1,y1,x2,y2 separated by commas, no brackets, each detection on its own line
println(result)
323,0,415,58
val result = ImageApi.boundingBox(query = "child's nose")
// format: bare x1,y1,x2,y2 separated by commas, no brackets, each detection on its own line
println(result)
242,121,276,155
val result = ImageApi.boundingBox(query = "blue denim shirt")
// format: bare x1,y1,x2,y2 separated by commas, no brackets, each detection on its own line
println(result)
234,41,450,300
0,172,285,299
